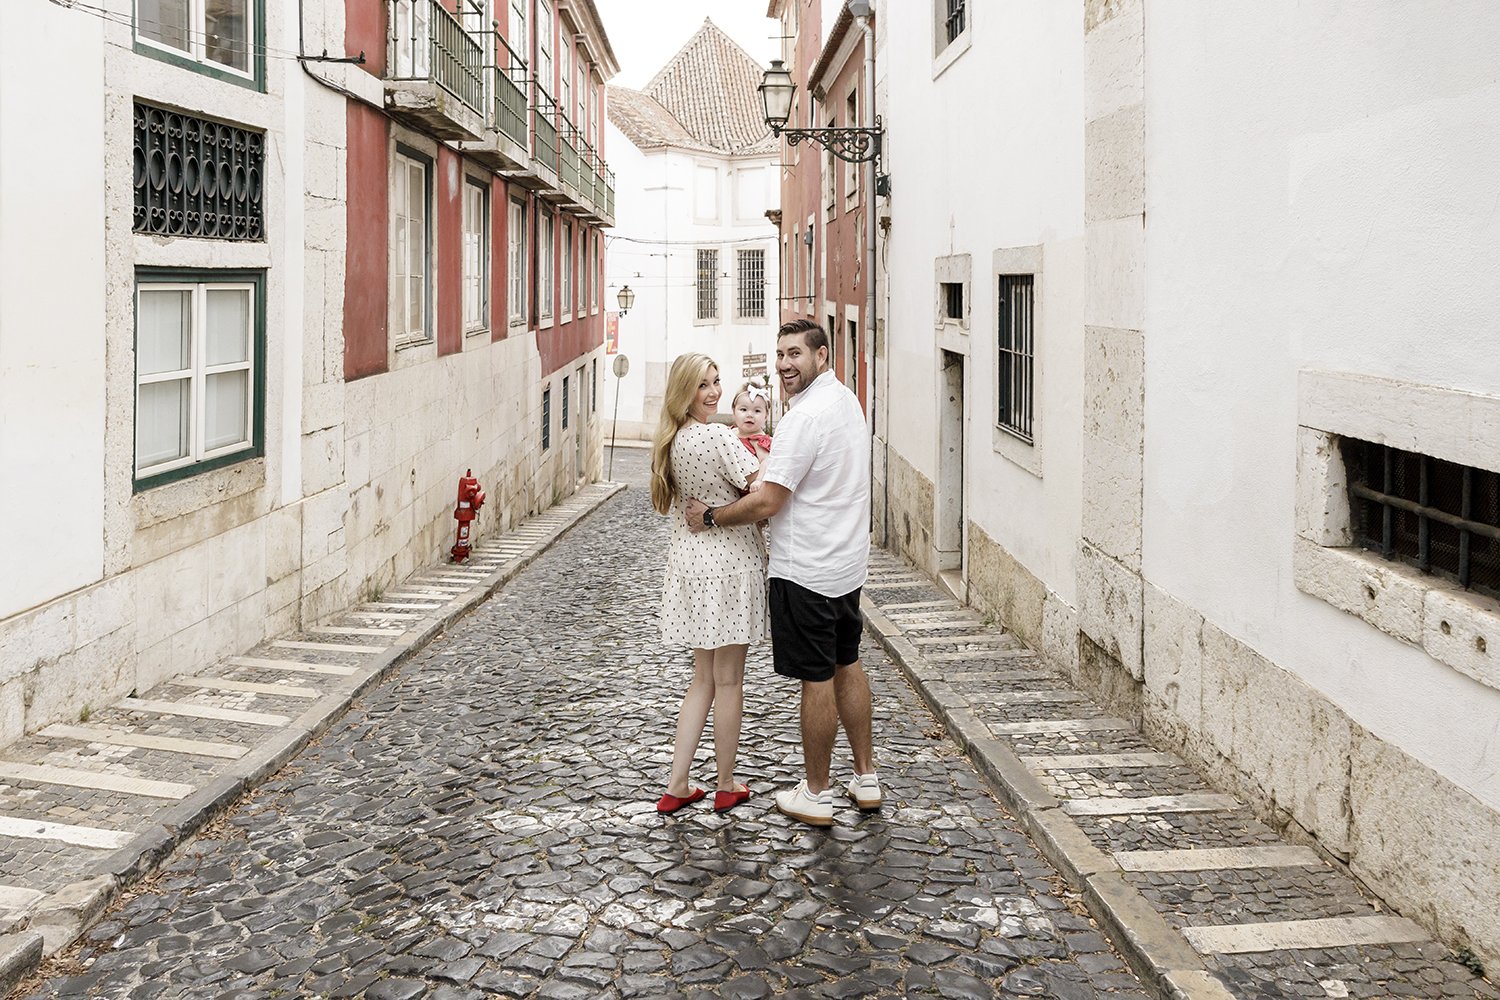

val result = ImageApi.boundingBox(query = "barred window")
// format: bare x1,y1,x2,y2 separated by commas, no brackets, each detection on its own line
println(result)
737,249,766,319
562,375,570,430
1343,440,1500,600
542,387,551,450
134,103,264,240
945,0,966,46
696,249,719,321
997,275,1034,443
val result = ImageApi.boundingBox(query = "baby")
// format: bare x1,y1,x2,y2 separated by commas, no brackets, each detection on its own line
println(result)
732,378,773,462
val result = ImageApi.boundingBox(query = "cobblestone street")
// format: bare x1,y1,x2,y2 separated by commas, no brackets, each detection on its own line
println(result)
22,449,1148,1000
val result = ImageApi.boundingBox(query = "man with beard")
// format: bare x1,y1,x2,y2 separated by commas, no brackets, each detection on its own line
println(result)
685,319,878,826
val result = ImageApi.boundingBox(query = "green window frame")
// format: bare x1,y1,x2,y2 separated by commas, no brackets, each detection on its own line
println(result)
133,268,268,492
133,0,267,92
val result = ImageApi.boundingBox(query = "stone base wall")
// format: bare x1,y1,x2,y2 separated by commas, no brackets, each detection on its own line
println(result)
0,339,602,749
882,447,937,575
950,522,1500,970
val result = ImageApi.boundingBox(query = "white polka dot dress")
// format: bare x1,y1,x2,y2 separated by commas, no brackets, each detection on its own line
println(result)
659,421,768,648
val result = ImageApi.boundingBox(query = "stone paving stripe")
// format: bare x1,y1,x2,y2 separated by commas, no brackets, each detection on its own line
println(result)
991,719,1133,735
1061,793,1241,817
0,814,134,850
168,676,320,699
384,591,457,602
1021,752,1179,769
0,762,194,800
879,600,960,610
40,725,248,759
305,626,407,638
863,579,927,589
991,690,1088,705
1180,915,1429,955
346,610,425,621
360,602,443,611
1113,845,1323,873
429,569,491,577
404,584,471,594
925,650,1036,662
273,639,386,654
118,698,292,728
887,619,987,630
0,887,44,913
227,657,357,677
910,633,1014,646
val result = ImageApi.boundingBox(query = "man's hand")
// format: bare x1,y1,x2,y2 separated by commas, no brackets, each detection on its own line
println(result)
684,498,709,533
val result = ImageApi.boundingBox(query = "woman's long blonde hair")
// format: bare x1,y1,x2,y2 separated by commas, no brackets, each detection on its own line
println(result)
651,352,718,514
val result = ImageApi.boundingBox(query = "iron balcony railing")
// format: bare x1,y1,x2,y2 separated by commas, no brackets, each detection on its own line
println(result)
603,165,615,218
559,114,582,192
390,0,485,115
490,30,528,149
532,86,559,175
578,142,598,206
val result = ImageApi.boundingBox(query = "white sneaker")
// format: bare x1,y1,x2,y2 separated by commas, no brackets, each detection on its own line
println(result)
775,780,834,827
845,772,882,811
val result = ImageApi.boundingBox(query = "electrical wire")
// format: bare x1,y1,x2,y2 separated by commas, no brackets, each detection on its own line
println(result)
605,233,778,248
45,0,309,61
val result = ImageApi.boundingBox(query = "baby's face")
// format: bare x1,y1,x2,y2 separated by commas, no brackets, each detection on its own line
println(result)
734,396,767,435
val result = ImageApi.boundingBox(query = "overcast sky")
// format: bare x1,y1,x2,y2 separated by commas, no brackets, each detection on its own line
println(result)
593,0,781,89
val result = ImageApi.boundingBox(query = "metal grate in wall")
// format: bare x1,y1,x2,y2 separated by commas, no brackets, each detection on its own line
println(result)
1344,439,1500,600
134,102,264,241
945,0,966,45
737,249,765,319
997,274,1035,443
562,376,570,430
542,388,552,450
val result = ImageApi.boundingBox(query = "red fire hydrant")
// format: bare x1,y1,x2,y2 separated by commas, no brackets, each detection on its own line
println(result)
451,469,486,563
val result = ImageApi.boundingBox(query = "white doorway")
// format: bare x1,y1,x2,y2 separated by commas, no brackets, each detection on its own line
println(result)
936,350,966,589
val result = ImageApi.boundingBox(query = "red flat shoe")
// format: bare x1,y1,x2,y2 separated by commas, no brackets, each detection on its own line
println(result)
713,785,752,813
656,788,706,813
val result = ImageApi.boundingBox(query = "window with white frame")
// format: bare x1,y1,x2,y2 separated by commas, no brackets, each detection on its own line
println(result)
941,0,966,48
538,0,554,91
583,231,593,311
844,91,859,207
696,248,719,321
822,123,836,217
392,0,431,79
542,386,551,449
561,374,570,429
134,272,261,486
737,248,765,320
508,198,526,326
997,274,1036,443
136,0,257,80
392,149,431,343
560,40,572,122
562,220,574,317
540,210,555,321
463,178,489,332
509,0,527,64
578,63,589,141
592,232,601,310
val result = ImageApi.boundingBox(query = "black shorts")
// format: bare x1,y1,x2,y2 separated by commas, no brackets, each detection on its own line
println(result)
769,578,864,683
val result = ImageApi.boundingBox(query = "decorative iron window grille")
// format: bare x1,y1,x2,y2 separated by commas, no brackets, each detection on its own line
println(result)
1343,439,1500,600
591,359,598,412
997,274,1035,443
561,376,570,429
542,387,551,450
737,249,766,319
134,103,264,241
942,281,964,322
945,0,967,46
697,249,719,321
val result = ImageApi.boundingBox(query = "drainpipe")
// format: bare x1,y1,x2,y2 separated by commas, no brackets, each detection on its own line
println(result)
851,2,881,543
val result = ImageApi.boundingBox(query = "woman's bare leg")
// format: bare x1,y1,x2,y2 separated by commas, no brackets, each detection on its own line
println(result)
666,649,715,797
710,644,748,792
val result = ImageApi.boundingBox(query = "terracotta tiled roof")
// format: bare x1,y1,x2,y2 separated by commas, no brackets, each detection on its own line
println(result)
612,18,777,156
607,86,718,154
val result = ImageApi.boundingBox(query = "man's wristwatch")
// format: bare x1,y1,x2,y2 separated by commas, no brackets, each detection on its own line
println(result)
702,506,717,528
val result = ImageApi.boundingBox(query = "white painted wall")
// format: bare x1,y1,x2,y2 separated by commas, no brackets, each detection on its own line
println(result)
0,1,108,619
605,121,781,439
880,0,1086,603
1142,3,1500,806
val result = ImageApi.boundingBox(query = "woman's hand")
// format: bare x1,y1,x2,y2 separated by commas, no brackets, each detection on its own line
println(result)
684,498,709,533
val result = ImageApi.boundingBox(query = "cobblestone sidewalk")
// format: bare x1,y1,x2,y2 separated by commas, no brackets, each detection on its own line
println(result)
0,484,623,991
859,554,1497,1000
20,449,1150,1000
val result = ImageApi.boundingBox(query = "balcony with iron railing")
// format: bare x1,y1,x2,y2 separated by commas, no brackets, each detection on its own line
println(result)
386,0,487,141
463,29,529,170
530,85,560,187
558,114,583,203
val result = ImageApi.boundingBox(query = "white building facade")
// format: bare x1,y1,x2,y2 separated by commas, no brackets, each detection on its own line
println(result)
604,20,781,441
875,0,1500,965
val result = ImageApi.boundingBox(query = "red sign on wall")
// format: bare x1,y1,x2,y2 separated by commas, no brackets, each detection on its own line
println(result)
605,312,619,354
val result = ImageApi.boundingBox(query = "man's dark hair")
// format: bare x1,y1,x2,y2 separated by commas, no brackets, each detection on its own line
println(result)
778,318,828,353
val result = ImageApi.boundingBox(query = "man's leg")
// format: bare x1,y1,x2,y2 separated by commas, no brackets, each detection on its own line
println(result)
801,678,838,793
833,660,876,776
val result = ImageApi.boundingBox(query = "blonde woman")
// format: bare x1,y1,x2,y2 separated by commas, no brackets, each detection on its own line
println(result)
651,353,767,814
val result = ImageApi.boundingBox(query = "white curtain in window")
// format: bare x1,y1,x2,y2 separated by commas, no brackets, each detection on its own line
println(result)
205,371,249,451
139,289,191,374
138,380,191,468
205,288,250,365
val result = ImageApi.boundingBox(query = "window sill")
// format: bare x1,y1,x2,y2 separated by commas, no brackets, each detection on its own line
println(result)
394,335,434,352
133,455,266,524
932,31,972,81
1294,538,1500,691
464,326,489,340
540,317,555,331
562,313,573,325
992,423,1042,479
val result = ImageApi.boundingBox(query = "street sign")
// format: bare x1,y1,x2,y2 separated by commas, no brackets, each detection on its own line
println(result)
612,354,630,378
743,367,766,379
742,352,766,366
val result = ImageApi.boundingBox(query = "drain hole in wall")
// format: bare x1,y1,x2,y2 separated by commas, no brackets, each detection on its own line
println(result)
1440,620,1452,635
1363,584,1376,602
1478,637,1488,654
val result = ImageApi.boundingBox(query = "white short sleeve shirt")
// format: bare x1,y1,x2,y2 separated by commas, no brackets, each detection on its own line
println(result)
762,370,870,597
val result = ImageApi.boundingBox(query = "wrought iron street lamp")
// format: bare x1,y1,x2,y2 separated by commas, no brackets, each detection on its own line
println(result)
616,284,635,316
758,59,883,163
